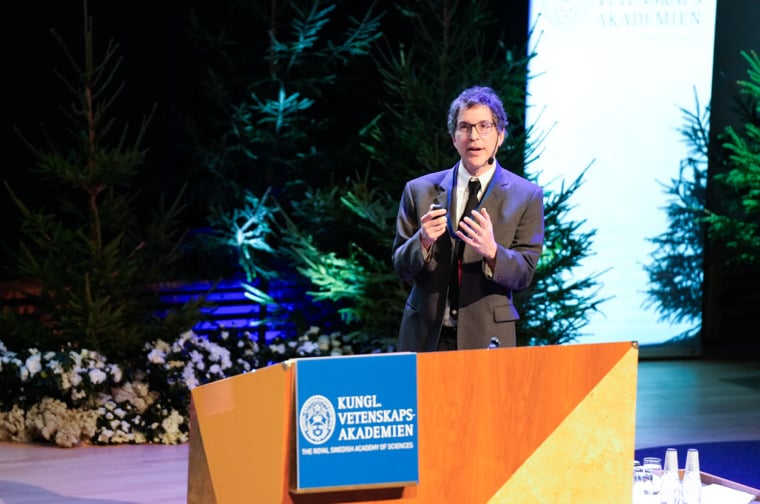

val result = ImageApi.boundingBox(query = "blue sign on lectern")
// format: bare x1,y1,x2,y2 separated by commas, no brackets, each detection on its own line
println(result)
294,353,419,491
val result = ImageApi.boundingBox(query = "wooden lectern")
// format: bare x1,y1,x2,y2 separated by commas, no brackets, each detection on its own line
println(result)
188,341,638,503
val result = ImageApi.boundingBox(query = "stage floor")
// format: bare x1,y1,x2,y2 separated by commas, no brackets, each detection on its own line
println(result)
1,357,759,503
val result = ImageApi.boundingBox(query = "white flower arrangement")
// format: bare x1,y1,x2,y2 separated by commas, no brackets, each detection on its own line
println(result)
25,397,99,448
0,405,30,443
0,326,370,447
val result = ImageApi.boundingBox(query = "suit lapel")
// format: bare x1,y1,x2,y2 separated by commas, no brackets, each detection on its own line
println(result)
484,162,509,211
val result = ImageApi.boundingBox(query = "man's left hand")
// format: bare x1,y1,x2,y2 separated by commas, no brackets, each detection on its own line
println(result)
456,208,498,264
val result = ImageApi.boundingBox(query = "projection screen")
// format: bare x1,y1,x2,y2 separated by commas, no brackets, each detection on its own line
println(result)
525,0,716,355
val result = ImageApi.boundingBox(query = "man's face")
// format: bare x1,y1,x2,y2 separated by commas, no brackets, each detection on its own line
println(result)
451,104,504,176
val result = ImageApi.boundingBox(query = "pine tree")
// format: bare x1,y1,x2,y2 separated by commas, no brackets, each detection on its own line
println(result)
179,0,390,347
705,50,760,265
642,96,708,341
179,0,384,219
1,4,204,362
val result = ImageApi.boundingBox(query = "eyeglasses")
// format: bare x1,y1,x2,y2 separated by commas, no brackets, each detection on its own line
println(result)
456,121,496,137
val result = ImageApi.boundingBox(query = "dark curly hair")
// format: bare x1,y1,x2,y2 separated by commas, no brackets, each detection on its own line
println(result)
446,85,509,137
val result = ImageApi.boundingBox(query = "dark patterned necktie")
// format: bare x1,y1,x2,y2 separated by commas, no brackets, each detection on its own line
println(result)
449,178,481,319
455,178,481,258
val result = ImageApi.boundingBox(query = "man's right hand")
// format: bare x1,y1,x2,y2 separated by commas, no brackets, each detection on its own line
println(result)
420,203,447,250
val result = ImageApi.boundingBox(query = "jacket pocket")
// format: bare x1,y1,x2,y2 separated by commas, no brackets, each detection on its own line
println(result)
493,303,519,322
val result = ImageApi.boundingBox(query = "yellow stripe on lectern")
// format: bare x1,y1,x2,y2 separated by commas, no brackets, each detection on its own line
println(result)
488,345,638,504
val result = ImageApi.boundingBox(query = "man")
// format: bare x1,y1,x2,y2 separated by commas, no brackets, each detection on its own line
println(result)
392,85,544,352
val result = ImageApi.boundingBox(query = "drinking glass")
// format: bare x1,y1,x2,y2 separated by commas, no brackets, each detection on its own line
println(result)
633,461,647,504
642,456,663,499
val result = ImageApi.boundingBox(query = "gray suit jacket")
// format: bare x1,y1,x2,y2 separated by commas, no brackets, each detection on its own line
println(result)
392,162,544,352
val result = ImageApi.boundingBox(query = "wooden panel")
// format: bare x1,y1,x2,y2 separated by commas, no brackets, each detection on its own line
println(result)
411,342,636,503
187,400,216,504
489,344,638,502
190,362,294,503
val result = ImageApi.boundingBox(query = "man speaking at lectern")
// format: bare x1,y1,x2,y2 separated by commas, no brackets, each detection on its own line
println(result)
392,86,544,352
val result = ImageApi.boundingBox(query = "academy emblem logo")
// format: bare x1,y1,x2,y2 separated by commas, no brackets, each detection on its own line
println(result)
299,394,336,445
542,0,592,29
